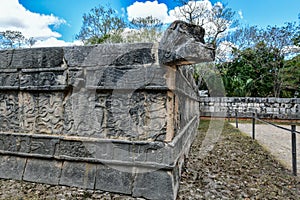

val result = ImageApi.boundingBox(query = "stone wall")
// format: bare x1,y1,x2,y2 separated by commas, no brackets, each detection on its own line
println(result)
0,21,214,199
200,97,300,119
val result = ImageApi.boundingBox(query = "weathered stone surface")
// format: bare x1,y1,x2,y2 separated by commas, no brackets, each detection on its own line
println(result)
19,92,64,134
159,20,214,65
133,169,178,200
95,165,134,194
20,68,67,90
5,47,64,69
62,90,168,140
55,140,93,158
64,43,155,67
0,120,197,169
0,91,19,133
0,50,13,69
60,161,97,189
29,137,59,156
85,64,167,90
0,21,210,199
23,159,63,185
200,97,300,119
0,134,31,152
0,69,19,89
0,156,26,180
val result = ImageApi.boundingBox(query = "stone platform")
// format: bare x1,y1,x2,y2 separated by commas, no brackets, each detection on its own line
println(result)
0,21,214,199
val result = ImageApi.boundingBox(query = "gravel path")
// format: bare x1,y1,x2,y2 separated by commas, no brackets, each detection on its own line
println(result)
0,120,299,199
233,123,300,173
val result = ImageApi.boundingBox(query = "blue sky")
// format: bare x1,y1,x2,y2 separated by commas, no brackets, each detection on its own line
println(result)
0,0,299,47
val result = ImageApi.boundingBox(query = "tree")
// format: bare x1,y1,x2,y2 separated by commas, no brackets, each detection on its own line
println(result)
26,37,37,48
0,30,26,49
124,16,163,43
280,55,300,97
222,22,300,97
292,13,300,47
76,5,126,44
219,42,282,97
174,0,238,49
293,33,300,47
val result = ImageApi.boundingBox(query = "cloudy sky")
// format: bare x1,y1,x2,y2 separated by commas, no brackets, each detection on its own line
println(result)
0,0,299,47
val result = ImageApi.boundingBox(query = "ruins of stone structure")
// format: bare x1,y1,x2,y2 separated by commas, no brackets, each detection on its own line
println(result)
0,21,214,199
200,97,300,119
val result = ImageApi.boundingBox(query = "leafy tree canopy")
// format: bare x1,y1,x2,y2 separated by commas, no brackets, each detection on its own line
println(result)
76,5,126,44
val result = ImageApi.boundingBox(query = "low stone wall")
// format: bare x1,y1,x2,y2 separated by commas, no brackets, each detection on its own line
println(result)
200,97,300,119
0,21,214,199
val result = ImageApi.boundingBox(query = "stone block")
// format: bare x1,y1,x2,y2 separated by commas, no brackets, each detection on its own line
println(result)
95,165,134,194
0,155,26,180
133,169,178,200
85,64,167,90
64,43,155,67
29,137,59,156
20,68,67,90
0,69,19,89
159,20,214,65
23,158,63,185
10,47,64,69
0,133,31,153
55,140,93,158
60,161,97,189
0,50,13,69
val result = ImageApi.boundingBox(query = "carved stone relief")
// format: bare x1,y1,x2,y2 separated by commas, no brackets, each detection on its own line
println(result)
37,93,64,134
0,92,19,133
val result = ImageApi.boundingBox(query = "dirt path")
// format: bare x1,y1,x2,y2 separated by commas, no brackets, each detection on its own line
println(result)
232,123,300,174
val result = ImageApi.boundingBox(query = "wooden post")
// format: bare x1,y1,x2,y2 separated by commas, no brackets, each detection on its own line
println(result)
291,124,297,176
235,110,238,128
252,112,256,140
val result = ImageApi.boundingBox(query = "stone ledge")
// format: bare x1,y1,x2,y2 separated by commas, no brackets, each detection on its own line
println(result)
0,114,197,199
0,155,180,199
0,116,198,169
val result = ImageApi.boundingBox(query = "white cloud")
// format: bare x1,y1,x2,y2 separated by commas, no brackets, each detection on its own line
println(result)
0,0,66,41
127,0,176,23
32,37,83,48
238,10,244,19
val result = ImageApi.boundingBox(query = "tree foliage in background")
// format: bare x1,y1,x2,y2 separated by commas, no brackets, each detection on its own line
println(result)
0,31,36,49
220,21,300,97
0,30,25,49
76,5,126,44
124,16,163,43
76,4,164,44
219,42,283,97
174,0,238,49
280,55,300,97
